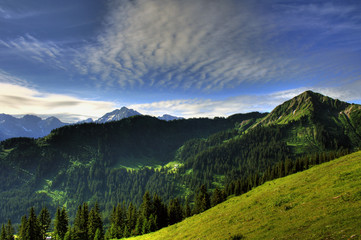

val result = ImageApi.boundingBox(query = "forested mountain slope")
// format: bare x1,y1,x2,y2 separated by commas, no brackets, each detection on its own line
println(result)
128,151,361,240
0,90,360,226
0,112,264,223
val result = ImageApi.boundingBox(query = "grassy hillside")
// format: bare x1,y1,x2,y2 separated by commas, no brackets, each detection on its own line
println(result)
126,151,361,240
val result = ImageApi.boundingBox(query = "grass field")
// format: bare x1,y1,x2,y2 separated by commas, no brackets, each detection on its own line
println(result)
124,151,361,240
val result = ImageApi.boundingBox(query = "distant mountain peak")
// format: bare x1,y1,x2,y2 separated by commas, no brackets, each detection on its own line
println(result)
0,114,67,141
158,114,184,121
22,114,42,122
95,107,142,123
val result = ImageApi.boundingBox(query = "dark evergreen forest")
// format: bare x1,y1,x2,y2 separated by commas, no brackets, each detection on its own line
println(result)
0,91,361,239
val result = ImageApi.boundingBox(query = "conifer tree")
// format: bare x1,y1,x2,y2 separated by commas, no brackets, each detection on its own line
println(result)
108,204,124,239
63,228,72,240
123,225,130,238
18,215,28,240
147,214,157,232
88,202,103,240
152,194,167,229
0,224,6,240
54,207,68,240
194,184,210,214
126,203,137,233
141,218,149,235
24,207,41,240
5,220,14,240
73,203,88,240
134,215,143,236
211,187,225,207
93,228,102,240
168,198,183,225
38,207,51,240
141,191,152,220
183,198,192,218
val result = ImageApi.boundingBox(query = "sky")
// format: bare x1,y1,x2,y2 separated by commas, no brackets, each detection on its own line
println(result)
0,0,361,122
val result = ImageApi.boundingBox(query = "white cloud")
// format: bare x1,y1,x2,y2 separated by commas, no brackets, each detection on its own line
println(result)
0,82,116,122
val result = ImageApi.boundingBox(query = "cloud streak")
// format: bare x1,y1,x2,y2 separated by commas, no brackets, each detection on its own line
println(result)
0,34,69,70
0,82,116,122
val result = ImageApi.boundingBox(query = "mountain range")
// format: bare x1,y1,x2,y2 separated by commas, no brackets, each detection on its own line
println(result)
0,107,183,141
0,114,67,141
0,90,360,231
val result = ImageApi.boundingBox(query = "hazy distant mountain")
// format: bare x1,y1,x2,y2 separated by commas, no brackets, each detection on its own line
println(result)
0,114,67,141
158,114,184,121
95,107,142,123
0,108,184,140
95,107,185,123
76,118,94,124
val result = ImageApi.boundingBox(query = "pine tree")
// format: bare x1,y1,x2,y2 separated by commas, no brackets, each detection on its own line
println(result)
109,204,124,239
63,228,72,240
152,194,167,229
134,215,143,236
122,225,130,238
126,203,137,233
168,198,183,225
147,214,157,232
73,203,88,240
38,207,51,240
194,184,210,214
5,220,14,240
211,187,225,207
1,219,15,240
88,202,103,240
183,198,192,218
18,215,28,240
141,218,149,235
141,191,153,220
54,207,68,240
24,207,41,240
0,224,6,240
94,228,102,240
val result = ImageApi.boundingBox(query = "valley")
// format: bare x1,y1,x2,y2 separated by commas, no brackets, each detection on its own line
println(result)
0,90,361,239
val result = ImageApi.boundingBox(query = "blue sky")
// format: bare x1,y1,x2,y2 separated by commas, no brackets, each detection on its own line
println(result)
0,0,360,122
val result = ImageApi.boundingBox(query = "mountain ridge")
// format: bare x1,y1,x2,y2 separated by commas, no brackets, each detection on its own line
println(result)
0,107,185,141
0,90,360,226
0,114,67,141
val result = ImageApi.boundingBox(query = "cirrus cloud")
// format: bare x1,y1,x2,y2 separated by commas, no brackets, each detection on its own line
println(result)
75,0,291,91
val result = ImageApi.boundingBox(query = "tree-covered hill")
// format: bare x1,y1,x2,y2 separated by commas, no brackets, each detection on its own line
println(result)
0,112,264,223
0,90,360,227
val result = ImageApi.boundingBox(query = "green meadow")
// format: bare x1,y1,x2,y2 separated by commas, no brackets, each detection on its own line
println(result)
125,151,361,240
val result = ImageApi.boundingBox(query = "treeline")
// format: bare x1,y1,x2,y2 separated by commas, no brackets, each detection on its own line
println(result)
0,184,222,240
0,118,352,223
0,147,351,240
225,149,350,196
